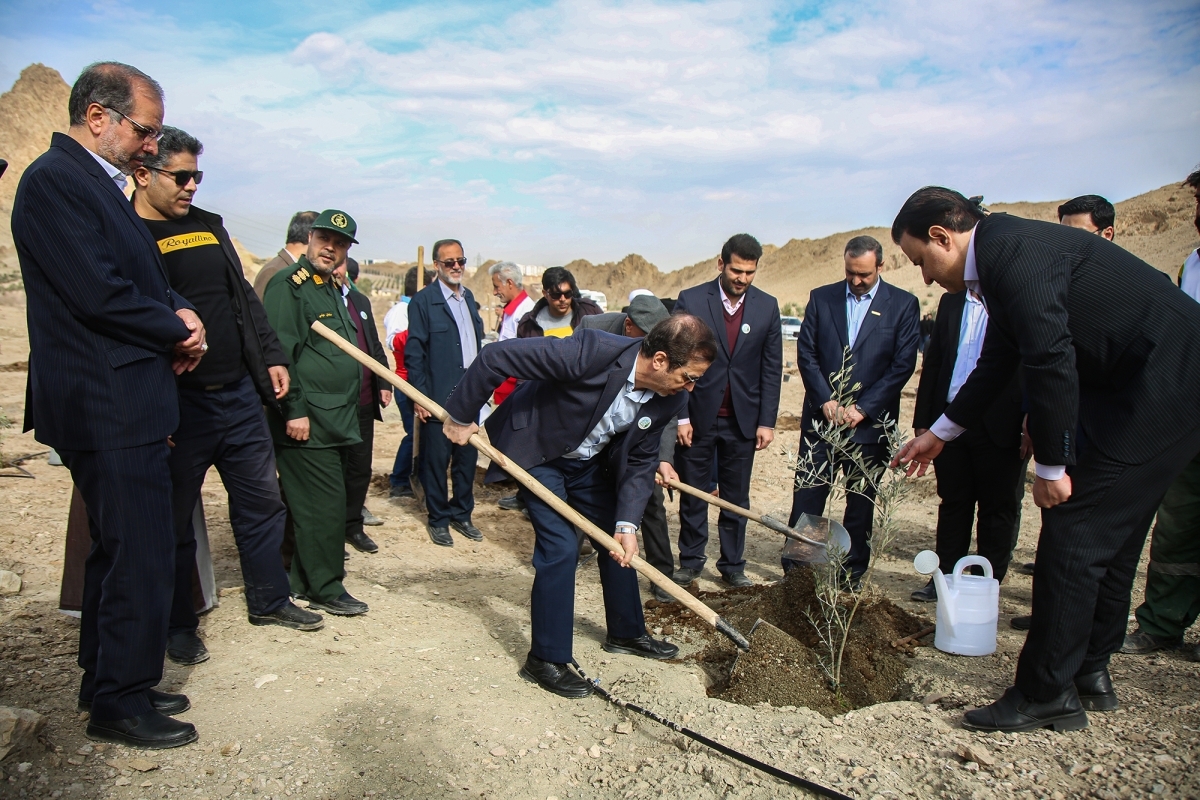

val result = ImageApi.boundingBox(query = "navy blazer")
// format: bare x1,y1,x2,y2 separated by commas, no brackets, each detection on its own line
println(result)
13,133,193,450
796,279,920,444
674,279,783,440
445,330,686,527
405,280,485,407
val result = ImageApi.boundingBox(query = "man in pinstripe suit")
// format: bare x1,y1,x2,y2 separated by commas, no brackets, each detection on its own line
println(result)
13,62,205,748
892,187,1200,733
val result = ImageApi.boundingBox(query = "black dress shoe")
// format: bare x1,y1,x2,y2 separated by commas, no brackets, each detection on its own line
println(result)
87,710,198,749
166,631,209,666
347,530,379,553
1120,628,1182,654
427,524,454,547
1074,668,1118,711
248,601,325,631
911,579,938,603
962,685,1088,733
79,689,190,716
1017,561,1036,576
498,493,525,511
389,484,415,499
602,634,679,660
651,585,674,603
307,592,368,616
1011,615,1033,631
722,572,753,588
518,654,593,698
450,520,484,541
672,567,700,586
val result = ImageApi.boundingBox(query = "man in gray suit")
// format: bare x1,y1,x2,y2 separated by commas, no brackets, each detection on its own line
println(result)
580,295,676,600
252,211,317,299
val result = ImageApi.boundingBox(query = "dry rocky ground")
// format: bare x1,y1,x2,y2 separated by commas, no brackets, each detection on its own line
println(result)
0,301,1197,800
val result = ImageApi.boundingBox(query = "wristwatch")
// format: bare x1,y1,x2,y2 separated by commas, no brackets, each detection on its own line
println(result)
615,523,637,536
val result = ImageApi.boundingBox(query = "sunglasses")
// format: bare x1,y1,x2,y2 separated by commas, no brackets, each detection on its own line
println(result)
104,107,163,142
437,257,468,268
149,167,203,187
546,289,574,300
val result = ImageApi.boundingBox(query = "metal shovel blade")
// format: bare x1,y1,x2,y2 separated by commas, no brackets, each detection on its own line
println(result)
780,514,851,565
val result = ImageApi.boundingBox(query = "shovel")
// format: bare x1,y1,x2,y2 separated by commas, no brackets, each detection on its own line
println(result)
664,478,851,562
310,320,751,651
407,247,427,505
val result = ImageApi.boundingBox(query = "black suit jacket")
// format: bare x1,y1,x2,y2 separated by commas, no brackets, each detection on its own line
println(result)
797,279,921,443
913,291,1022,449
405,281,485,407
946,213,1200,466
445,330,686,527
674,279,783,440
13,133,193,450
345,287,390,420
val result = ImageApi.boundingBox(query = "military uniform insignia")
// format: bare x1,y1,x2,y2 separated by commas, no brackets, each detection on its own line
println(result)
318,312,333,319
313,274,324,285
331,213,349,229
290,267,311,286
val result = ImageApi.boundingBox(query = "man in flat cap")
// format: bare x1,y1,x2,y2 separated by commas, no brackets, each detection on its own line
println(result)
263,209,371,616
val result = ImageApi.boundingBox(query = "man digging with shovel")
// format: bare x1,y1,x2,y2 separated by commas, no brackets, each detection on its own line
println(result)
440,315,719,697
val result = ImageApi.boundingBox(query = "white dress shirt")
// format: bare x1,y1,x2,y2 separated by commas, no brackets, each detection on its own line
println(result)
566,362,653,460
929,226,1064,480
86,148,127,191
946,290,988,403
1180,249,1200,303
845,279,880,348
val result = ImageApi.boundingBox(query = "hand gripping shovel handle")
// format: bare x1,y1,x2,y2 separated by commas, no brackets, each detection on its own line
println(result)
664,478,828,549
310,321,750,651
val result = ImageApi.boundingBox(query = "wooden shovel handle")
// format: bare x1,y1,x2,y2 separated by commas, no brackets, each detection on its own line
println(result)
310,321,749,651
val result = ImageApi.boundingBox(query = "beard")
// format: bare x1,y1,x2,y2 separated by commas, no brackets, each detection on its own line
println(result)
95,127,139,174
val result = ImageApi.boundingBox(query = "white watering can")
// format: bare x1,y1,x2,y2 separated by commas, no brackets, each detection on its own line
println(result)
913,551,998,656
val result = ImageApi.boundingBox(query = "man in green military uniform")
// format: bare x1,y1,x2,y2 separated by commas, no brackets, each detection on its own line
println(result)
263,209,370,616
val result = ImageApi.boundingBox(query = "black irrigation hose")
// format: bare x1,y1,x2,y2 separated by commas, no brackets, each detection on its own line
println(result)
571,664,855,800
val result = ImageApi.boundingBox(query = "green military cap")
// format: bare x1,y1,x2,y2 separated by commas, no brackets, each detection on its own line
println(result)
310,209,359,243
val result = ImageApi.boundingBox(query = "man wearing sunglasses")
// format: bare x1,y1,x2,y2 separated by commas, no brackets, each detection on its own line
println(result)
131,126,324,664
515,266,602,338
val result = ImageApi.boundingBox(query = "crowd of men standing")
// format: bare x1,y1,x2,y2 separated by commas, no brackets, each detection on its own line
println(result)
10,59,1200,747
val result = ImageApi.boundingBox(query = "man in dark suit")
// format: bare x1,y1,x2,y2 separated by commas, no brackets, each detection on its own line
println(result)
252,211,318,300
441,316,718,697
406,238,486,547
790,235,920,580
130,126,324,668
892,187,1200,733
910,290,1026,601
334,257,392,553
12,62,206,748
579,295,677,600
672,234,782,588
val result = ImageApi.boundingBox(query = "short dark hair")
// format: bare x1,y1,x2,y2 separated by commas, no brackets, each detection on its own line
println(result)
69,62,163,127
404,266,437,297
891,187,986,244
642,313,718,369
720,233,762,265
431,239,463,262
286,211,319,245
1183,167,1200,192
142,126,201,170
1057,195,1115,230
541,266,578,297
844,235,883,266
346,257,360,281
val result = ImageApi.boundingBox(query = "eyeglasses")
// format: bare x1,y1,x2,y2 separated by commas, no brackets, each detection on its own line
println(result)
148,167,203,187
546,289,573,300
681,370,702,385
104,107,163,142
437,257,468,268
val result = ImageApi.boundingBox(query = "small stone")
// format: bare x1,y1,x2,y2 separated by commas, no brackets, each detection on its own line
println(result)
922,692,945,706
489,747,507,757
615,722,633,735
127,758,158,772
114,776,131,786
16,762,32,773
253,674,278,689
75,745,94,756
956,743,996,767
1069,762,1089,776
850,766,868,778
220,742,241,757
0,708,46,761
140,781,153,788
588,745,601,758
0,570,21,596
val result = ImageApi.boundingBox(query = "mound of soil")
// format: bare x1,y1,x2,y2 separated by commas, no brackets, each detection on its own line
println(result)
647,569,929,716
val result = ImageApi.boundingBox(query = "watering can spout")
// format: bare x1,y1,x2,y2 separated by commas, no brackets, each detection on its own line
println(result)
930,569,955,632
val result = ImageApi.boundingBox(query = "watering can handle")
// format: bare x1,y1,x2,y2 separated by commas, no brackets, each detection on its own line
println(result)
952,555,994,580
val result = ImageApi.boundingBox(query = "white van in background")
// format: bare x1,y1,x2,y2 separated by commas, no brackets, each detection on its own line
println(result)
579,289,608,312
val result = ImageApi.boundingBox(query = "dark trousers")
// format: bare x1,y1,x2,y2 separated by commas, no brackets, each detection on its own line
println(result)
788,434,887,578
276,445,349,603
639,485,673,577
931,429,1026,583
521,456,645,663
389,395,415,487
344,404,376,539
58,442,174,722
420,420,477,528
1016,424,1200,701
1135,450,1200,639
169,377,290,633
676,416,756,576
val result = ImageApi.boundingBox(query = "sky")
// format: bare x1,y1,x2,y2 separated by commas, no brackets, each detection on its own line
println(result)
2,0,1198,267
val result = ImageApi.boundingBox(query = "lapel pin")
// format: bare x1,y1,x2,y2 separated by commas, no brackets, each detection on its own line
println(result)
360,310,368,320
741,323,751,334
870,310,881,316
637,416,652,430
